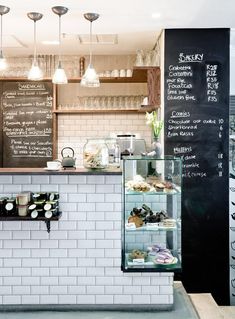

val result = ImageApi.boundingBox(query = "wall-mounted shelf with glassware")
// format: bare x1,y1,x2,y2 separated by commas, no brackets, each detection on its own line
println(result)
54,67,160,114
53,107,156,114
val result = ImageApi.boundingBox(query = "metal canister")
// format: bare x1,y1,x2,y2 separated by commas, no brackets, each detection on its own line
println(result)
0,197,8,215
32,192,47,202
47,192,59,201
5,198,16,215
34,201,45,210
44,201,57,211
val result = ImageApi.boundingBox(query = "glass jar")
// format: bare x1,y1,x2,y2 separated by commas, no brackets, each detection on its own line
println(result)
83,139,109,169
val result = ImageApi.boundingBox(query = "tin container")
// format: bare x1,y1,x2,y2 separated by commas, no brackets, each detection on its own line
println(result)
44,201,57,211
34,201,45,210
32,192,47,202
0,197,8,214
47,192,59,201
5,198,16,214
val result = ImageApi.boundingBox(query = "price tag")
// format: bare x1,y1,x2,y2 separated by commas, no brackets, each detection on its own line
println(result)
132,258,145,264
125,222,136,230
146,223,159,229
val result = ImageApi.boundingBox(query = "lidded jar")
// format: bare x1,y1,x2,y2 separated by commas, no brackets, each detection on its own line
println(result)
83,139,109,169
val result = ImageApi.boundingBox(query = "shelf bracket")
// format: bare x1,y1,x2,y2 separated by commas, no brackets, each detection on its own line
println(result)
45,220,51,233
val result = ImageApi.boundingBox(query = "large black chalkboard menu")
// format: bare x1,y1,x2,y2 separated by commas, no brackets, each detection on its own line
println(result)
1,82,53,167
164,29,230,304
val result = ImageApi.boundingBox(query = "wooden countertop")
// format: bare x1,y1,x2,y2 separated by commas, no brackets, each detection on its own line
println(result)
0,167,122,175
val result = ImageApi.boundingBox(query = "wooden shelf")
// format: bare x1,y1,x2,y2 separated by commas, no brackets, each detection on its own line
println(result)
53,106,156,114
0,67,160,84
0,77,52,82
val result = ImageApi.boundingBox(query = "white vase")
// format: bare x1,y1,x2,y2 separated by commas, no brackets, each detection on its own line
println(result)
152,137,162,158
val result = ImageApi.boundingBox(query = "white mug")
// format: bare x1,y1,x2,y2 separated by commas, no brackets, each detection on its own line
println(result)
126,69,132,77
47,161,61,170
104,70,111,77
119,69,126,77
111,69,119,77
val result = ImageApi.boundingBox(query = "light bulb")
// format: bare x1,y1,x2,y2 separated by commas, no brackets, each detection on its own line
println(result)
28,60,43,81
52,62,67,84
80,64,100,88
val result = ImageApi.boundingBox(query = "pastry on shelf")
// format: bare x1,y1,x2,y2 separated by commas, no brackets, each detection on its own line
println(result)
126,180,151,192
163,181,175,193
128,249,147,261
125,175,154,193
128,214,143,228
153,182,165,192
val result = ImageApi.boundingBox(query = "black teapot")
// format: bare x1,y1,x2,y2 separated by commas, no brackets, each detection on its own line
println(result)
61,147,76,168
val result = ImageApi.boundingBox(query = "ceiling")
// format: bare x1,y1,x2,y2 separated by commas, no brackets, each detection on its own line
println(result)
1,0,235,56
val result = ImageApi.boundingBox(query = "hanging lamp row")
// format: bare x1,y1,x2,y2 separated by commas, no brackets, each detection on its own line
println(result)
0,5,100,87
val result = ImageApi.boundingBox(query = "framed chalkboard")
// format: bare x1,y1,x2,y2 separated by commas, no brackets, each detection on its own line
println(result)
1,81,53,167
164,29,230,304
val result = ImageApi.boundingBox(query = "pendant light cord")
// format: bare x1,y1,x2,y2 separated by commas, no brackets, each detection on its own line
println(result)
58,15,61,64
0,14,3,55
89,20,92,65
33,20,37,63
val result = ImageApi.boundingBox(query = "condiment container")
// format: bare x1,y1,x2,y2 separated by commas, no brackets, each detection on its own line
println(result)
0,197,8,215
31,210,38,219
28,203,37,211
34,201,45,210
18,205,28,217
16,193,29,206
45,210,53,219
32,192,47,201
5,198,16,214
44,201,57,211
47,192,59,201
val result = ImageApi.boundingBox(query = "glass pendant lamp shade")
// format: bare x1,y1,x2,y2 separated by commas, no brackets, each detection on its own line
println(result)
52,61,68,84
81,63,99,87
81,13,100,88
52,6,68,84
27,12,43,81
0,51,7,70
0,6,10,71
28,59,43,81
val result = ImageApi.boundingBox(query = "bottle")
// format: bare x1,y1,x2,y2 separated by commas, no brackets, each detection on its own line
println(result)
114,143,120,166
79,57,85,77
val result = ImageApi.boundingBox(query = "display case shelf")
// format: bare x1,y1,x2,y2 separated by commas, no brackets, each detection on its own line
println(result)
123,251,181,273
125,225,178,232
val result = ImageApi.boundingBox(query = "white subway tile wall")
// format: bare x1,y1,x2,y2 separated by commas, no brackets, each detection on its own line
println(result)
57,113,152,167
0,174,174,306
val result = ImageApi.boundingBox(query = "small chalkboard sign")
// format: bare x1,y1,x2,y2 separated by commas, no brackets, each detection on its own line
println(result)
164,29,230,304
1,82,53,167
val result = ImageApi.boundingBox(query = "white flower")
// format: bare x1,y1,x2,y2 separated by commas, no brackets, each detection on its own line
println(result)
145,110,163,138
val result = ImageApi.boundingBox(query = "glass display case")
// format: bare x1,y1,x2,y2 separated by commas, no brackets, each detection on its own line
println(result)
122,156,182,272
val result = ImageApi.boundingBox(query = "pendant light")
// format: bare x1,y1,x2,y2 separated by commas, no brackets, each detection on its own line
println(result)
27,12,43,81
81,13,100,88
52,6,68,84
0,5,10,70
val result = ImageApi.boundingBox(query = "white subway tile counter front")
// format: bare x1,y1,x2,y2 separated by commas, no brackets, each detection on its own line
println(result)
0,169,174,309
